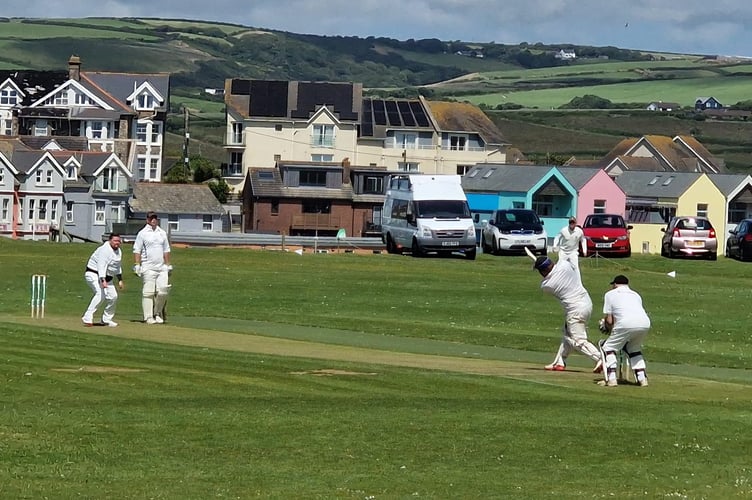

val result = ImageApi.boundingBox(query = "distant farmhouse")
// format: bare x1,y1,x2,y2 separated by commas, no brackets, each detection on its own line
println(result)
554,49,576,60
646,101,681,112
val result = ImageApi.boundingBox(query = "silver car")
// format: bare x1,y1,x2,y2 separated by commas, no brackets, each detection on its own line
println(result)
660,216,718,260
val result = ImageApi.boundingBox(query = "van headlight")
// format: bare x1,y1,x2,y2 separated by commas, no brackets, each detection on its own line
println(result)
467,226,476,238
420,227,433,238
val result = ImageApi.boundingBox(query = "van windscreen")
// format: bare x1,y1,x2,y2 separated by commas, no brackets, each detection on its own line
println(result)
414,200,471,218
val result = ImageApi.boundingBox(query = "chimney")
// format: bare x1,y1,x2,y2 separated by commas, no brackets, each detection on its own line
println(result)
68,55,82,81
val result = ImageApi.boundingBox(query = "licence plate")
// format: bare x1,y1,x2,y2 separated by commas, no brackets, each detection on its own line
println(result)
687,240,704,248
518,239,531,244
441,241,460,247
595,242,612,248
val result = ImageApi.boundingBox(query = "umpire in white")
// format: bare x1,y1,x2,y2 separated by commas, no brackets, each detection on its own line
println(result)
600,275,651,387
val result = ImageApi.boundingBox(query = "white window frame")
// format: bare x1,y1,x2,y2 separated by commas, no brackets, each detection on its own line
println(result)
150,123,161,144
1,198,9,221
0,87,18,105
34,120,48,136
149,159,159,180
17,198,24,223
90,121,104,139
137,92,155,110
310,154,333,162
3,119,11,136
397,162,419,172
137,157,147,181
109,203,125,224
232,122,243,144
168,214,179,233
38,199,48,221
66,164,77,180
202,214,213,231
94,201,106,225
27,198,35,221
312,124,334,148
65,201,74,223
136,123,147,142
448,134,468,151
0,168,4,185
594,199,606,214
395,132,417,150
50,200,58,224
696,203,708,218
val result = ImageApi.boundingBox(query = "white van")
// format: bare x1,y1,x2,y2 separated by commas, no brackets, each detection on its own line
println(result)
381,174,476,260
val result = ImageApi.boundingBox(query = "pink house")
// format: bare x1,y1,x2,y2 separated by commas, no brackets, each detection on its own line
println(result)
559,167,626,221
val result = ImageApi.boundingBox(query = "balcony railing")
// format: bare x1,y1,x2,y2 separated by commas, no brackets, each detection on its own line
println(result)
310,137,335,148
222,163,244,177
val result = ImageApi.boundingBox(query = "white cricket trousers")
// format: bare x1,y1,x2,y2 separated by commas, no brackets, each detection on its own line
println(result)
83,271,118,323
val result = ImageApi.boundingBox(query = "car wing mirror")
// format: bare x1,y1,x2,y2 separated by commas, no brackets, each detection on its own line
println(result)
627,225,633,230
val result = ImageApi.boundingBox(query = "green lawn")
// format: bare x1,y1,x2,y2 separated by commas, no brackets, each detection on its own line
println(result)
1,239,752,497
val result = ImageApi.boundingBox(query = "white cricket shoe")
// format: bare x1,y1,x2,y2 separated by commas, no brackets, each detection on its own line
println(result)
146,317,157,325
154,316,164,324
639,378,649,387
597,379,618,387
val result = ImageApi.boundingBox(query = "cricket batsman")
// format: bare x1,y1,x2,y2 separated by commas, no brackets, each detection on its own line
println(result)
533,254,602,372
133,211,172,324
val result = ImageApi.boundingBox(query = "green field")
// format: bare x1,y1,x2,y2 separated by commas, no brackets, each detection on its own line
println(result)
2,238,752,497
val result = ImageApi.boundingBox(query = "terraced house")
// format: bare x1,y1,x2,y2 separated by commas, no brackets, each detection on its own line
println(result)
0,56,170,240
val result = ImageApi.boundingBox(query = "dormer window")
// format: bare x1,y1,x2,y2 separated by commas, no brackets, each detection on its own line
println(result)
74,93,94,105
66,164,77,180
137,93,155,110
0,88,18,105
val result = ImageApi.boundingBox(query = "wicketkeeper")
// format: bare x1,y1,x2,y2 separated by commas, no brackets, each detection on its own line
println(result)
599,275,651,387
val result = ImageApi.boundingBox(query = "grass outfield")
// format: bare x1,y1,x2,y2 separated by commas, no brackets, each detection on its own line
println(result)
2,238,752,497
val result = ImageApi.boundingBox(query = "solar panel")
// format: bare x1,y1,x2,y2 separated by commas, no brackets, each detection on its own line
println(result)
372,99,387,126
249,80,288,117
397,101,416,127
361,99,374,136
410,101,430,127
385,100,401,126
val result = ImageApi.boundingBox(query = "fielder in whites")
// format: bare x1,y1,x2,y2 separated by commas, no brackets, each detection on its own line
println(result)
82,233,124,327
552,216,586,271
599,275,651,387
133,212,172,324
532,254,602,372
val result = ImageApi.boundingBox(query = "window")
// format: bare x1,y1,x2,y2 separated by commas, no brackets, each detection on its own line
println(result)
1,198,8,221
137,158,147,180
395,132,417,149
482,169,496,179
0,168,3,184
18,198,23,223
364,176,384,194
728,202,747,223
456,165,473,175
397,162,419,172
273,154,281,162
3,119,11,136
38,200,47,221
27,199,35,221
46,169,52,185
302,199,330,214
50,92,68,106
168,214,179,232
312,124,334,147
594,199,606,214
271,199,279,215
0,88,18,105
449,135,467,151
136,123,147,142
137,93,155,109
66,201,74,223
90,121,104,139
34,120,48,136
202,214,213,231
228,152,243,176
50,200,58,224
74,93,94,105
150,159,159,180
532,195,553,217
310,154,333,162
98,167,127,192
66,164,77,180
275,124,283,132
150,123,161,143
36,170,43,185
696,203,708,218
109,203,125,224
512,201,525,209
299,170,327,187
94,201,106,225
232,122,243,144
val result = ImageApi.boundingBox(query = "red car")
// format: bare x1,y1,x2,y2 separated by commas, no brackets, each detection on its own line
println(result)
581,214,633,257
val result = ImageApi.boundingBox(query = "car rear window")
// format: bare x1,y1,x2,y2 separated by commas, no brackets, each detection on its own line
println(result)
677,218,712,230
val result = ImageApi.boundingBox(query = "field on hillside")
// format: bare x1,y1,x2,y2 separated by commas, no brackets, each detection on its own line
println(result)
2,239,752,497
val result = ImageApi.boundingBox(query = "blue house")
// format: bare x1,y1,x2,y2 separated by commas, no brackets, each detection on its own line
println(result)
462,164,578,242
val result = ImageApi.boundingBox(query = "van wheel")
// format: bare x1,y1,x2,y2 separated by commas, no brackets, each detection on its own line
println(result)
386,234,400,254
411,239,424,257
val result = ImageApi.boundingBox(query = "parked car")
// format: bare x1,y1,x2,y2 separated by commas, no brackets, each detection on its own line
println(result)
726,218,752,261
481,209,547,255
660,216,717,260
580,213,633,257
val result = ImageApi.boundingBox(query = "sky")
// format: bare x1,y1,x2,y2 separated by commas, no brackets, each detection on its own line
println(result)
5,0,752,57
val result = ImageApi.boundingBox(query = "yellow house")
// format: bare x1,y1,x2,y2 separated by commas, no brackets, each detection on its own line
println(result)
615,171,725,254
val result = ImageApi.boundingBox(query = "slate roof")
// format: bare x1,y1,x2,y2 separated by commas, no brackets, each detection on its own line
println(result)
424,99,507,145
601,135,724,173
708,173,750,195
614,171,702,199
462,164,554,192
83,72,170,113
18,136,89,151
130,183,224,215
557,167,601,190
7,150,51,175
248,165,354,200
